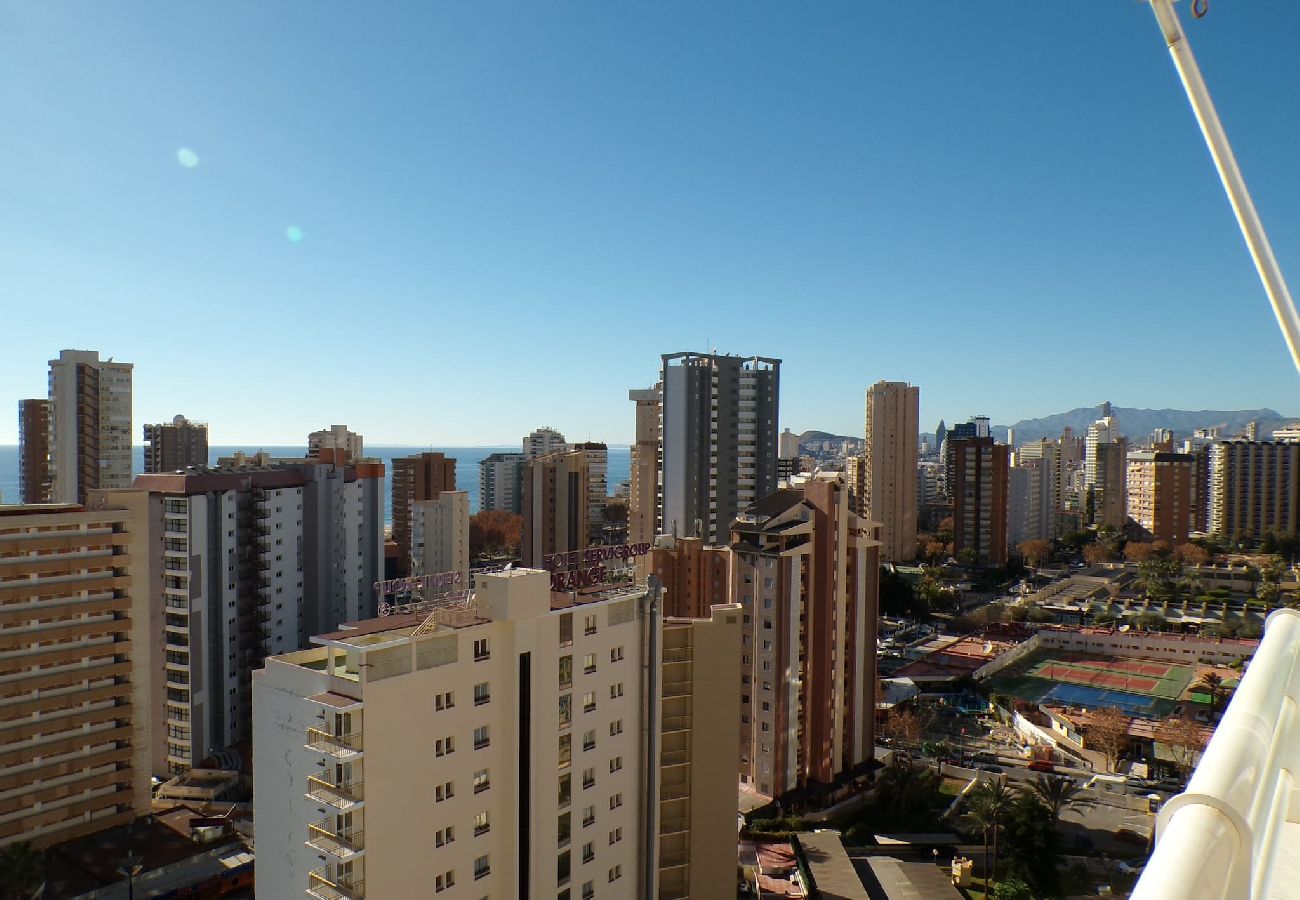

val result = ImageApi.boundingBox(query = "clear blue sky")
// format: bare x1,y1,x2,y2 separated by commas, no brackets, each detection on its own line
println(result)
3,1,1298,445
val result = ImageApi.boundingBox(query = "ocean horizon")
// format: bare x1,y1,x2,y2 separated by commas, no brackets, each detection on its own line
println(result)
0,444,632,524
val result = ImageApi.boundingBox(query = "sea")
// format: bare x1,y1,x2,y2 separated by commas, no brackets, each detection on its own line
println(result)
0,445,632,525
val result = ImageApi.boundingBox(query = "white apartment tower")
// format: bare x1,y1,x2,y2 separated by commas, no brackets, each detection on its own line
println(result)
253,570,741,900
309,425,364,463
48,349,133,504
524,427,568,460
412,490,470,584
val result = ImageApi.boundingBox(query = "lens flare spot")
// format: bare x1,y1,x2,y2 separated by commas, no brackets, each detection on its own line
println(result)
286,226,304,243
177,148,199,168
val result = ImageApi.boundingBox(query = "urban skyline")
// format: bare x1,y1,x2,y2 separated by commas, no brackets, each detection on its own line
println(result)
4,3,1300,446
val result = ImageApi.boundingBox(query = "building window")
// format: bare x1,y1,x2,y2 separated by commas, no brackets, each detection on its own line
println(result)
608,864,622,883
558,811,571,847
610,646,624,662
609,719,623,736
582,730,596,752
436,736,455,756
608,827,622,846
474,638,490,660
559,734,572,769
584,614,597,636
609,756,622,773
558,850,571,886
582,767,595,790
609,682,623,700
435,691,454,710
473,768,490,793
582,805,595,827
560,613,574,647
474,854,490,880
583,692,595,713
609,792,622,810
474,811,490,836
582,883,594,900
559,655,573,689
558,773,572,808
474,725,490,750
435,781,455,801
582,841,594,864
583,653,596,674
559,694,573,728
474,682,490,706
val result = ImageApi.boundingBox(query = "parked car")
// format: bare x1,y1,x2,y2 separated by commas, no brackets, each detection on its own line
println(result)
978,764,1004,774
1027,760,1056,773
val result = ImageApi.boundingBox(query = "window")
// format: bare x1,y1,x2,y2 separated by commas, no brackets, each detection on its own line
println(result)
559,734,572,769
473,768,490,793
436,736,455,756
609,756,622,773
475,854,490,880
584,614,597,635
609,792,623,810
474,682,490,706
558,773,572,807
435,780,455,801
609,682,623,699
474,725,490,749
608,827,622,845
435,825,455,846
583,691,595,713
610,646,624,662
560,612,574,647
558,850,571,886
474,811,490,836
474,638,490,660
558,811,571,847
583,653,596,674
582,767,595,790
435,870,455,892
559,655,573,689
608,864,622,883
609,719,623,736
582,883,594,900
559,694,573,728
582,729,595,752
582,841,594,864
582,805,595,827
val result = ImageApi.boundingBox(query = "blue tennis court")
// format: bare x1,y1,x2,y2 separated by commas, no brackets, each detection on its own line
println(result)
1041,682,1159,715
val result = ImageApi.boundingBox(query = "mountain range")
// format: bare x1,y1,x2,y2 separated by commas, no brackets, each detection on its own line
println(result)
932,405,1298,445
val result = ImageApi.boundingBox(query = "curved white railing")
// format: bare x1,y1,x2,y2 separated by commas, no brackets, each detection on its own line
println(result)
1133,609,1300,900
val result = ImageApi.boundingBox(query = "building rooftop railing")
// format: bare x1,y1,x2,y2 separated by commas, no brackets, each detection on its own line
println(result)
1134,608,1300,900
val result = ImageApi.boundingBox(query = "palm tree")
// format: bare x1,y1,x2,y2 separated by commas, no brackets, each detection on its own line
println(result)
876,760,939,826
1193,672,1227,715
0,842,44,900
962,778,1016,884
959,792,997,889
1019,774,1095,824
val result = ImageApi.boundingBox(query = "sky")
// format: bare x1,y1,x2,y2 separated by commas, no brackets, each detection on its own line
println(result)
2,1,1299,445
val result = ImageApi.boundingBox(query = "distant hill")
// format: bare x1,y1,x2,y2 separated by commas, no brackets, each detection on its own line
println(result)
993,405,1296,444
798,430,858,443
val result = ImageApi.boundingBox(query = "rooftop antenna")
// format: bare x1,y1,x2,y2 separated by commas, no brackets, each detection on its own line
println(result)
1144,0,1300,374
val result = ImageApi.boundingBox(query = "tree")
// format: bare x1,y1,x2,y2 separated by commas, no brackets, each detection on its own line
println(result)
881,708,923,745
961,778,1016,884
876,760,941,830
1174,543,1211,567
1125,541,1158,563
1017,539,1052,569
469,510,522,559
992,880,1034,900
1019,774,1095,823
1192,672,1228,715
1087,707,1131,773
957,548,979,569
1000,793,1063,896
1156,714,1208,780
880,567,920,617
1084,542,1115,566
602,499,627,524
936,516,954,546
0,843,44,900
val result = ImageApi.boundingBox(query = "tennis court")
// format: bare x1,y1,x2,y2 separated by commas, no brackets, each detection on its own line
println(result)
983,650,1196,719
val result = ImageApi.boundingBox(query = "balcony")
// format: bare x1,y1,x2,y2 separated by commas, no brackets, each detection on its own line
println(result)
306,727,363,760
662,647,692,663
662,682,692,699
1134,608,1300,900
659,816,689,835
661,715,692,734
661,750,690,768
306,821,364,860
307,775,364,810
307,867,364,900
659,848,690,869
660,782,691,802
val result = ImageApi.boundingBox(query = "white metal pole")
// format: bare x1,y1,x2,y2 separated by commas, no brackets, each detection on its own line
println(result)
1146,0,1300,376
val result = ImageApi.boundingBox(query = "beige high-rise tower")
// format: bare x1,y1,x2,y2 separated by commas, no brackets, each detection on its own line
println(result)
48,349,134,505
864,381,919,562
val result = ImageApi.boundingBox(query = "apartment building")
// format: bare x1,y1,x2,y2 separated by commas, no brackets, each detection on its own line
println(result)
47,349,134,504
391,452,457,572
1007,458,1049,547
843,456,867,517
1093,439,1129,529
309,426,364,463
652,535,731,620
522,449,590,569
143,414,209,474
252,568,741,900
951,437,1010,566
0,493,157,848
728,473,881,798
479,452,526,515
864,380,919,562
1208,440,1300,538
1127,450,1194,545
412,491,470,584
572,442,609,544
134,457,383,774
524,426,568,460
18,399,51,503
627,387,661,547
659,352,781,546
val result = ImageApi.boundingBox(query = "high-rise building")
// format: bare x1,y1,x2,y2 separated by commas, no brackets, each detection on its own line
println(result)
478,452,526,515
843,455,868,516
252,569,741,900
412,490,470,583
1190,443,1212,534
1127,450,1194,545
864,380,919,562
778,428,801,460
729,473,881,797
934,419,947,458
391,452,457,571
134,457,384,773
143,414,209,474
1008,458,1048,547
523,426,567,460
47,349,134,504
308,425,364,463
652,535,732,620
522,449,590,568
572,442,608,544
659,352,781,545
0,492,157,847
628,387,661,547
17,398,51,503
952,436,1010,565
1085,414,1119,488
1208,441,1300,538
1093,439,1129,528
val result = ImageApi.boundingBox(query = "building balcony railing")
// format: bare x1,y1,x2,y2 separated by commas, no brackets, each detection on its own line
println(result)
659,782,691,802
306,776,364,810
661,647,693,663
659,816,689,835
662,682,692,699
306,727,363,759
659,848,690,869
1134,608,1300,900
660,750,690,768
306,867,364,900
661,715,692,734
306,822,364,859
